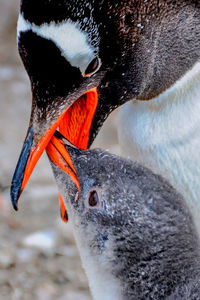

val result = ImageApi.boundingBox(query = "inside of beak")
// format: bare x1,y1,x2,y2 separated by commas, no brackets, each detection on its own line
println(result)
11,87,98,210
59,87,98,150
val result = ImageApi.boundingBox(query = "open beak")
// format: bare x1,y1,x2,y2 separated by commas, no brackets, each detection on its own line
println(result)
10,87,98,210
46,133,80,192
46,131,81,223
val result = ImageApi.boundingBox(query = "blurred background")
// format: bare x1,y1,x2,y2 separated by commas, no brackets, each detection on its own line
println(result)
0,1,120,299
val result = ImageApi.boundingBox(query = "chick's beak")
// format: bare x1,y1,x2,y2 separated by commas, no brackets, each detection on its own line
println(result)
10,87,98,210
46,131,81,223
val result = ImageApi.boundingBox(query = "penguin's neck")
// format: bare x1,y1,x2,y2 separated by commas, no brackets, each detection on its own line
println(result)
118,61,200,235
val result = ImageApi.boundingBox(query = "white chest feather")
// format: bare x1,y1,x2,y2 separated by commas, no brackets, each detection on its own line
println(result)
118,62,200,234
72,225,123,300
57,191,123,300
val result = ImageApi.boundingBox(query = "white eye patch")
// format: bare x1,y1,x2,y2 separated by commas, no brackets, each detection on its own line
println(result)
17,13,96,75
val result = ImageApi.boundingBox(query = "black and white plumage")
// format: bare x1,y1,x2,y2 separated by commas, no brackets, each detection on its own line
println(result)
50,135,200,300
12,1,200,228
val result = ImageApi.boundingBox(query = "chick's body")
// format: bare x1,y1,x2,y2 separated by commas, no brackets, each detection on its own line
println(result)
51,145,200,300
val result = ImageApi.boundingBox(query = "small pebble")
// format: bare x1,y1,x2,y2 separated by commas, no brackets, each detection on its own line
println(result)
23,230,56,250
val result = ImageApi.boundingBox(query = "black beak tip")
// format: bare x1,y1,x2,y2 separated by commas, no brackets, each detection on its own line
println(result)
60,208,68,223
10,185,20,211
13,204,19,212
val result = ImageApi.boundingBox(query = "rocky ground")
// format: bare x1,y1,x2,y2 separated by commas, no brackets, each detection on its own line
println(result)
0,1,119,299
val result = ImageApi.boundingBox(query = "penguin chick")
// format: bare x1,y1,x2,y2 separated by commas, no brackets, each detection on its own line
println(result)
48,135,200,300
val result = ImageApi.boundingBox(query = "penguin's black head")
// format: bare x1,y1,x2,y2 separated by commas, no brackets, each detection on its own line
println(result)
18,0,102,112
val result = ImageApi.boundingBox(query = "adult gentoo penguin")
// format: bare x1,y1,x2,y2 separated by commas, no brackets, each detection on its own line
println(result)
46,132,200,300
11,2,200,218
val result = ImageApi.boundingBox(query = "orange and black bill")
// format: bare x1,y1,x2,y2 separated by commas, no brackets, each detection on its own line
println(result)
10,88,98,210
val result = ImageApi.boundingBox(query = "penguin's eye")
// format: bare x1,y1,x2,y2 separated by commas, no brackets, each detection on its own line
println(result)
84,57,101,77
88,190,99,207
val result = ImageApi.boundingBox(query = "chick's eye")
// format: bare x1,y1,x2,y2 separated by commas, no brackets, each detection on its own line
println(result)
88,190,99,207
84,57,100,77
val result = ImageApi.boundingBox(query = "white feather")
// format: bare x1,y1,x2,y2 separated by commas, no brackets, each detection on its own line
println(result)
17,13,31,36
118,61,200,235
17,14,95,74
73,228,123,300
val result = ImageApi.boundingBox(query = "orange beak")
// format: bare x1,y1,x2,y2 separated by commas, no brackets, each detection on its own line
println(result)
46,135,80,192
11,87,98,210
46,132,81,223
